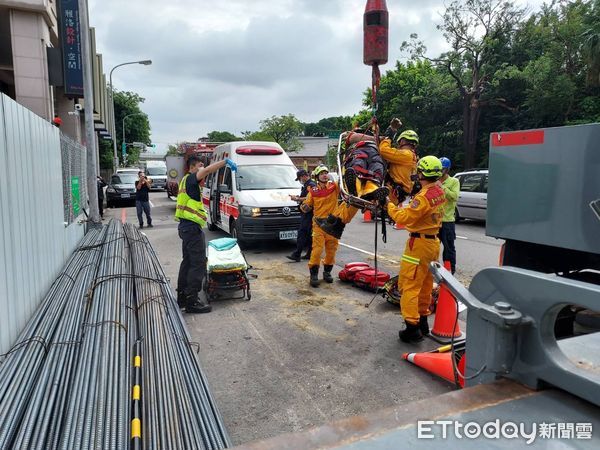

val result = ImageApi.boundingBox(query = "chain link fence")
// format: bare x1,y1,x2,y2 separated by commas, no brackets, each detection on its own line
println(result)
60,133,88,224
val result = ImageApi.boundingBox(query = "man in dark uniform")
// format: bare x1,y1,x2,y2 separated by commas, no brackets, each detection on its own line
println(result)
287,169,316,262
176,154,236,313
97,176,107,219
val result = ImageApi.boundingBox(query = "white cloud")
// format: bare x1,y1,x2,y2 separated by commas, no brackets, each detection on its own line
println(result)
89,0,544,143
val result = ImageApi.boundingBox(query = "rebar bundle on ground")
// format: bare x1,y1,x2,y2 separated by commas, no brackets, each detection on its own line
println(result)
0,219,230,450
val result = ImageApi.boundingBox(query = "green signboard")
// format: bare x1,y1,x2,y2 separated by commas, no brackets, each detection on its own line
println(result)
122,142,127,156
71,176,80,217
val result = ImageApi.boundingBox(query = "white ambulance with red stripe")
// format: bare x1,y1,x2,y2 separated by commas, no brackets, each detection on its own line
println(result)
203,141,303,246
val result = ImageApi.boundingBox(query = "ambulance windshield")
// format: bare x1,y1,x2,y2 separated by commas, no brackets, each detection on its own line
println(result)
235,165,299,191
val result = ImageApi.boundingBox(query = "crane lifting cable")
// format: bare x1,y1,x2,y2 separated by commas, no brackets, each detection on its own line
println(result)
336,0,389,211
330,0,387,305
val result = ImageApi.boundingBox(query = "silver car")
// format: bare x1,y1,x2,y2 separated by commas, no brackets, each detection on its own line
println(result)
454,169,488,221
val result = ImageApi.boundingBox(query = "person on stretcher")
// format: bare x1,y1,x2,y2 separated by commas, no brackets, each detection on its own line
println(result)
316,122,419,240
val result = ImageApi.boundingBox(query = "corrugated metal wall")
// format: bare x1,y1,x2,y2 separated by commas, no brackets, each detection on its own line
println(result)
0,94,86,354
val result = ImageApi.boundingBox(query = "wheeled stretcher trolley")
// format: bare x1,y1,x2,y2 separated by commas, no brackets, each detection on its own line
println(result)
204,238,251,302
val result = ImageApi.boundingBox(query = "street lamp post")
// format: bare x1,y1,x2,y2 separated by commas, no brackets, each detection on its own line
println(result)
109,59,152,170
122,112,146,164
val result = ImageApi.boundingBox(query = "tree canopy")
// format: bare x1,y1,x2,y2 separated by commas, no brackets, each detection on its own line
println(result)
385,0,600,169
99,89,151,169
257,114,304,151
206,131,240,142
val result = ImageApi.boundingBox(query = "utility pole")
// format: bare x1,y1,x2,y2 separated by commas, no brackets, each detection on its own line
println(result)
79,0,101,225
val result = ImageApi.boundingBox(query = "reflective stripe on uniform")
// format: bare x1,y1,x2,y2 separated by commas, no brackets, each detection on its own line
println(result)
176,205,207,220
402,254,420,265
174,174,207,226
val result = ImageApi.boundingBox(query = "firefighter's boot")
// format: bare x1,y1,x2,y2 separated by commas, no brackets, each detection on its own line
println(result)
310,266,320,288
344,168,358,196
316,215,345,240
399,321,424,343
363,186,389,203
323,265,334,283
419,316,430,336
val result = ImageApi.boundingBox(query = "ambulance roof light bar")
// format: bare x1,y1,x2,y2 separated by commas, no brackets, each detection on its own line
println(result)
236,146,283,155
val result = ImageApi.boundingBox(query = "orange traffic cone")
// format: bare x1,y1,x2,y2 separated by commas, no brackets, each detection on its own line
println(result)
402,350,465,387
363,210,372,222
430,261,465,343
393,222,404,230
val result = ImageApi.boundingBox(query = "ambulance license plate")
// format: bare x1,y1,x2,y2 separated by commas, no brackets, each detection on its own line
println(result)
279,230,298,240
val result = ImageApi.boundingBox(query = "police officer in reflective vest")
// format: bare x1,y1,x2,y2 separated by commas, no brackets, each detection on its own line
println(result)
176,154,237,313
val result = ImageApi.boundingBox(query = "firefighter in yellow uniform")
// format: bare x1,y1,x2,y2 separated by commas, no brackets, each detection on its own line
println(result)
301,166,340,287
386,155,446,343
317,128,419,239
379,129,419,205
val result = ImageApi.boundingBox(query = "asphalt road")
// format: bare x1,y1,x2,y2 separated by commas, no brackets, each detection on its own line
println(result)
337,215,503,284
104,192,502,446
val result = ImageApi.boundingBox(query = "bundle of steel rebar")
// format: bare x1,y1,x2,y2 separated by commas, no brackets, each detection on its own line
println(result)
58,219,136,450
124,223,231,450
0,227,106,449
0,219,230,449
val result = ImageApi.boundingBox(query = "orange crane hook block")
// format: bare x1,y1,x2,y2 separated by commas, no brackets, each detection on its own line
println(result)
363,0,389,67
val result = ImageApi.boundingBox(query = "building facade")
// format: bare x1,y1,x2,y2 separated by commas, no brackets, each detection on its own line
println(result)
289,136,338,173
0,1,113,145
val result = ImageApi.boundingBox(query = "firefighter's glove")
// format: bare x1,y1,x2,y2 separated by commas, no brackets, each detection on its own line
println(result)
383,126,395,141
225,158,237,172
300,203,312,214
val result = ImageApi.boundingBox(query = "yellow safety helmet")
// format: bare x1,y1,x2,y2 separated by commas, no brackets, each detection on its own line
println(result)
312,165,329,177
396,129,419,145
417,155,443,178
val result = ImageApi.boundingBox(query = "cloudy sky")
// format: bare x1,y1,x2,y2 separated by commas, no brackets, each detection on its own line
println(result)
88,0,542,145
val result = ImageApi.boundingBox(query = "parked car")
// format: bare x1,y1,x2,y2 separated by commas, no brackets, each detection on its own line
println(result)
454,169,488,221
106,172,138,207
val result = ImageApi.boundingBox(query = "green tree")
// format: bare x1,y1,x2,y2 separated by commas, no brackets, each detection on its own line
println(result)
241,130,276,141
112,90,151,166
325,143,339,170
206,130,239,142
258,114,304,151
303,116,354,136
403,0,525,168
166,144,179,156
498,0,600,127
364,60,463,164
98,139,114,169
582,0,600,87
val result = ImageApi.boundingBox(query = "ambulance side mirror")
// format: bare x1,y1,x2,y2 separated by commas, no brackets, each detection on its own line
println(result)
219,184,232,194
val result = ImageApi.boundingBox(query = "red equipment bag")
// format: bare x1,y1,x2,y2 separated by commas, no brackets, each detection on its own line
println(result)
338,262,371,282
353,269,391,292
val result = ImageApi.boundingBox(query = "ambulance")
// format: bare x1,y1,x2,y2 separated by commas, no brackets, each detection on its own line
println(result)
203,141,303,245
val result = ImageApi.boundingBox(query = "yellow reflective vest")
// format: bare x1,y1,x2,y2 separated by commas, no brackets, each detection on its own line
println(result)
175,174,208,227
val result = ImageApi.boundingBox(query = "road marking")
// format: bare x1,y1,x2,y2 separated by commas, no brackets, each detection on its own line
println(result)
456,235,468,240
339,242,399,265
